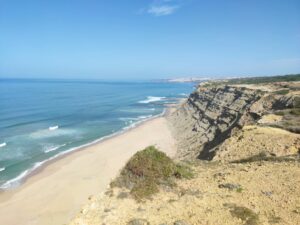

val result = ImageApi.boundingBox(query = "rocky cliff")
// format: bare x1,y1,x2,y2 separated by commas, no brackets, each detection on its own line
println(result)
69,80,300,225
168,85,263,160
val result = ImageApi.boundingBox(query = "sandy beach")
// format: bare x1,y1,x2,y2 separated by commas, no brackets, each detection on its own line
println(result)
0,115,176,225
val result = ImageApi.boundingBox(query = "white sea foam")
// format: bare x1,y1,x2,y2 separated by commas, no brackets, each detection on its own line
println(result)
0,160,51,189
119,108,156,113
0,167,5,172
0,169,30,189
49,125,59,131
119,115,152,122
119,117,139,122
0,155,66,189
179,93,188,96
138,115,152,119
138,96,166,104
30,128,78,139
0,142,6,148
0,111,166,190
44,144,67,153
122,112,164,131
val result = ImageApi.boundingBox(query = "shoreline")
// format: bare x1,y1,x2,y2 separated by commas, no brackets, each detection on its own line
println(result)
0,108,169,191
0,103,179,225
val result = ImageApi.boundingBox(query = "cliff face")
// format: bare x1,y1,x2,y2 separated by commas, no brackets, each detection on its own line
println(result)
168,85,262,160
69,81,300,225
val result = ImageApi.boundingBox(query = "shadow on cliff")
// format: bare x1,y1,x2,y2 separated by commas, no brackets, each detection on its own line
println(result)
198,121,241,160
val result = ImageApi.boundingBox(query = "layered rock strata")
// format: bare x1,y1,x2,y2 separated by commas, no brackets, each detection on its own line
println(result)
168,85,262,160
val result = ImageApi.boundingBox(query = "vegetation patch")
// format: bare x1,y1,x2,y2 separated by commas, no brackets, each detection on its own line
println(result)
275,108,300,116
273,89,289,95
268,215,282,224
111,146,193,201
294,96,300,108
274,110,285,116
290,108,300,116
202,74,300,88
224,203,259,225
236,187,243,193
231,152,300,164
226,74,300,85
117,191,129,199
218,183,242,191
271,108,300,133
127,218,150,225
230,206,259,225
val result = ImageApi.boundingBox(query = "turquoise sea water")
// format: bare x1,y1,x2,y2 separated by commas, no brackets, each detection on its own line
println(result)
0,79,194,189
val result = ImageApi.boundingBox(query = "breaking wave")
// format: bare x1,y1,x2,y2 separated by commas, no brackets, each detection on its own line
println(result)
138,96,166,104
0,142,6,148
44,144,67,153
49,125,59,131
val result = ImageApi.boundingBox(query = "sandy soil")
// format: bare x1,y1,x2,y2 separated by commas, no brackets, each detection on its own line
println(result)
0,116,176,225
230,84,275,92
70,125,300,225
214,125,300,162
258,114,283,124
70,160,300,225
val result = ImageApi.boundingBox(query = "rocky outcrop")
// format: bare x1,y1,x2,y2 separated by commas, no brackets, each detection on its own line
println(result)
168,85,262,160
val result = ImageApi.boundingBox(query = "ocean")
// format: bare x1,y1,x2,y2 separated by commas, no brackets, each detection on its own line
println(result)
0,79,194,189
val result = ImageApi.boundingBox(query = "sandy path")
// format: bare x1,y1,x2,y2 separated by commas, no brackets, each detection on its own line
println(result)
0,116,176,225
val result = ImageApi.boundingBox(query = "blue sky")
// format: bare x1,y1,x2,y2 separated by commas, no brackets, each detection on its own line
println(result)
0,0,299,79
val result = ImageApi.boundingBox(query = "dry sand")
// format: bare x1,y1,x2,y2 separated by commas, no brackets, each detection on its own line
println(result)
0,116,176,225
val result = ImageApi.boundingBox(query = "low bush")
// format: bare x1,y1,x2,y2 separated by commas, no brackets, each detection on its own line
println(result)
111,146,193,201
273,89,289,95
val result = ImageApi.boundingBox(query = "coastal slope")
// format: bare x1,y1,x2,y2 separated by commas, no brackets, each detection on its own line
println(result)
70,157,300,225
69,77,300,225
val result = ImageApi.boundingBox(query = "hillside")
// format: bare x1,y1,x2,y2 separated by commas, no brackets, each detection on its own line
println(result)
69,77,300,225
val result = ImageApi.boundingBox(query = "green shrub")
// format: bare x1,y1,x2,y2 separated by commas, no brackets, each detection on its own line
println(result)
230,206,259,225
231,152,299,164
274,111,285,116
290,108,300,116
273,89,289,95
294,96,300,108
174,164,194,179
227,74,300,85
111,146,193,201
236,187,243,193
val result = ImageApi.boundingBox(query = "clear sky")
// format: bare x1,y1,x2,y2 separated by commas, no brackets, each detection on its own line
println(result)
0,0,299,79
